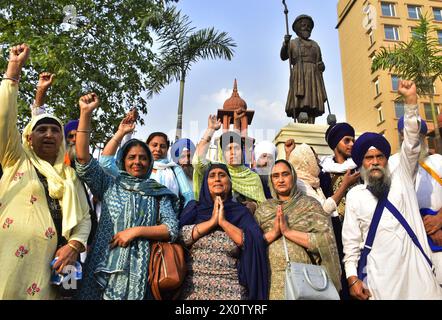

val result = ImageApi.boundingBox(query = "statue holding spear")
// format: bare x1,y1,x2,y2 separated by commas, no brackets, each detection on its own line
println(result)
280,1,335,125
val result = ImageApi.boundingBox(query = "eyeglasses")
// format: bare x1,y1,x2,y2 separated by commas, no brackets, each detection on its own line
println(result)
342,137,355,145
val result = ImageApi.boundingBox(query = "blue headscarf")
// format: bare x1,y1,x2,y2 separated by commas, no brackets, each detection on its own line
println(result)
180,163,269,300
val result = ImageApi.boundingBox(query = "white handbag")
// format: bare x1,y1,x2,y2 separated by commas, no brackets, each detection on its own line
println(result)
283,236,340,300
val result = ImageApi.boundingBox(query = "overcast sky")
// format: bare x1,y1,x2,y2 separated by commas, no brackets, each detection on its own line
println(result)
133,0,345,145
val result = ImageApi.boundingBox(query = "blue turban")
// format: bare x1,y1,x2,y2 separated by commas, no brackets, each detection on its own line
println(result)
397,116,428,135
351,132,391,168
64,119,79,138
325,122,355,150
170,138,196,164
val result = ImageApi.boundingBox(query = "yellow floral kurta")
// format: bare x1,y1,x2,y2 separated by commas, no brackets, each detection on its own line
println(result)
0,80,89,299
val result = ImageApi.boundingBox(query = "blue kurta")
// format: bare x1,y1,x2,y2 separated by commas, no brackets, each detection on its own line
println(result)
75,158,178,300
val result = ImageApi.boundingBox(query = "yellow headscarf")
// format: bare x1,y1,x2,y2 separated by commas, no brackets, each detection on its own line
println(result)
22,114,90,239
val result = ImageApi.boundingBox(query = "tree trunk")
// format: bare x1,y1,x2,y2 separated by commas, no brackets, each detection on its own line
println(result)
429,94,442,154
175,78,185,140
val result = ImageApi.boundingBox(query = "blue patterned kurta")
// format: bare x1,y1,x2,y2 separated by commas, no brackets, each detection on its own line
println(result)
75,158,178,300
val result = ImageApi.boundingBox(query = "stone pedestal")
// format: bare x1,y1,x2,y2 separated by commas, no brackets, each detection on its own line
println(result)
273,122,333,159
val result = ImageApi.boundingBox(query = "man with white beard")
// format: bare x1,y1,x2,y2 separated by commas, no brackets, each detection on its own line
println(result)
342,80,442,300
389,117,442,285
64,119,79,166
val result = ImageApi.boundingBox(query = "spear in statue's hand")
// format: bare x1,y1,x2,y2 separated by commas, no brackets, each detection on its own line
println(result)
282,0,292,73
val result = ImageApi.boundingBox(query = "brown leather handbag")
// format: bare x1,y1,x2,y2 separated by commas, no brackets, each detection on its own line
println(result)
148,241,187,300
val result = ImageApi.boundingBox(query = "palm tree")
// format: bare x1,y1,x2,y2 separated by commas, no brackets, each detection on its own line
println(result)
149,7,236,140
371,16,442,153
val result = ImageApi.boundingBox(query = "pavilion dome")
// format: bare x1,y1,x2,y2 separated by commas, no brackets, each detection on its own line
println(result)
223,79,247,111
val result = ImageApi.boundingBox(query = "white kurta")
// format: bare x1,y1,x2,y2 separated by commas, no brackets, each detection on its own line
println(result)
342,104,442,300
416,154,442,284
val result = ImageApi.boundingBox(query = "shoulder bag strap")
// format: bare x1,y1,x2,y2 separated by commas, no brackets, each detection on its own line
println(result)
282,235,316,265
357,194,387,281
282,235,291,266
385,200,433,270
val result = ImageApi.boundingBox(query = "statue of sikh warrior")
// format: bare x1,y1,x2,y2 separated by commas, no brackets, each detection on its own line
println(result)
280,14,327,124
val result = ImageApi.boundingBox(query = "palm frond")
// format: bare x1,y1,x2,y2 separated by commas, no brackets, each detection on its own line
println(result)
371,16,442,97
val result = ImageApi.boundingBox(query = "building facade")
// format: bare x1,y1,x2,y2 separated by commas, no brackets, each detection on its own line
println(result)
337,0,442,152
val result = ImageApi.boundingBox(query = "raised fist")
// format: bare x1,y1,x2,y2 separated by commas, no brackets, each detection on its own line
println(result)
79,93,100,113
37,72,55,91
284,138,296,157
6,44,30,80
398,80,417,105
125,107,139,124
9,44,30,66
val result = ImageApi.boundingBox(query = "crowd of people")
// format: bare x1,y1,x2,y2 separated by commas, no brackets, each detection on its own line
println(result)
1,44,441,300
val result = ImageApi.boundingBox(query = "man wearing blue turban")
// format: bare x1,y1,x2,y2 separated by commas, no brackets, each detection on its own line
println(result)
318,121,361,299
342,80,442,300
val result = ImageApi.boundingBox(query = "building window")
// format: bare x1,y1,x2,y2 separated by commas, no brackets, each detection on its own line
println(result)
381,2,396,17
384,25,400,40
374,78,380,96
434,8,442,21
395,101,404,118
377,106,384,123
391,75,400,91
438,30,442,44
369,30,375,46
424,103,440,121
411,27,419,39
408,5,422,20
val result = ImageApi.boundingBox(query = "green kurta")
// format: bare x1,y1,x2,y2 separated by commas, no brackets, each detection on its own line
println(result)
255,191,341,300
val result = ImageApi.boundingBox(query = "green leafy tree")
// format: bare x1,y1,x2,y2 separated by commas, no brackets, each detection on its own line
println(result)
371,16,442,153
0,0,175,151
149,7,236,140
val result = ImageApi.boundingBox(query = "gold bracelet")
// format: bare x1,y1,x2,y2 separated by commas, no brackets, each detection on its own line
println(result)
76,129,91,134
67,242,80,253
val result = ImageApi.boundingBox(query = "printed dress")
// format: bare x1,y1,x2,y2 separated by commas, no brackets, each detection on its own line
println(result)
179,226,247,300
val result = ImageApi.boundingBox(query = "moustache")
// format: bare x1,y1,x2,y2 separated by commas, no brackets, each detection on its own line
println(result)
369,166,385,173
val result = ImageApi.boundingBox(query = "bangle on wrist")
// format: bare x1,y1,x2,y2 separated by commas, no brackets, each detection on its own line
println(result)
76,129,91,133
67,242,80,254
112,137,122,144
348,278,360,288
3,74,20,83
201,135,212,143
